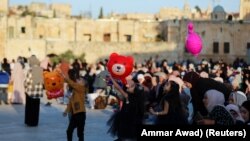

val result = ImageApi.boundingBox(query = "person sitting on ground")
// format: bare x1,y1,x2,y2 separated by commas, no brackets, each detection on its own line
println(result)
197,89,234,125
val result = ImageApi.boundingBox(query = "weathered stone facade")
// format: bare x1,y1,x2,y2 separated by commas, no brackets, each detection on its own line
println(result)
180,20,250,63
0,0,250,64
0,0,8,15
0,16,7,58
240,0,250,20
5,40,180,64
50,3,71,18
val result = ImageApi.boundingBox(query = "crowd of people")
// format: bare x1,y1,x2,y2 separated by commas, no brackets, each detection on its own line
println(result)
0,55,250,141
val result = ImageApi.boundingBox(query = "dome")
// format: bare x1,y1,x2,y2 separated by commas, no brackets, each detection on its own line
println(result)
213,5,225,13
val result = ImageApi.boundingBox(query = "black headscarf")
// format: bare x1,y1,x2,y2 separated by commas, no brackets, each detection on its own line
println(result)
183,71,200,87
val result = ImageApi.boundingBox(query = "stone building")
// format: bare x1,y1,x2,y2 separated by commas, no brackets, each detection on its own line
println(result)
180,20,250,63
158,2,212,20
50,3,71,18
0,0,250,64
211,5,227,21
240,0,250,20
0,0,8,15
29,2,47,13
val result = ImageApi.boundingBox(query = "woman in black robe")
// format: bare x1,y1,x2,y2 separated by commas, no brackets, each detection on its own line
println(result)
183,72,231,119
107,75,145,141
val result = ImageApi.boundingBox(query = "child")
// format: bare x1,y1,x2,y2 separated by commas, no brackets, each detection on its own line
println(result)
58,69,87,141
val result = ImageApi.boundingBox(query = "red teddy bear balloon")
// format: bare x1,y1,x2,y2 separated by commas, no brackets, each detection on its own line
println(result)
107,53,134,84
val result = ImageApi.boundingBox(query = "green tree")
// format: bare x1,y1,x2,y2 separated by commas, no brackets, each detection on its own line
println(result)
195,6,202,15
98,7,104,19
50,50,86,65
60,50,75,62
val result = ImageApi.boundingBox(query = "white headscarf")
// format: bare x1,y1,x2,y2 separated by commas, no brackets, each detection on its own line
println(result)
226,104,245,123
230,91,247,106
205,89,225,112
213,77,224,83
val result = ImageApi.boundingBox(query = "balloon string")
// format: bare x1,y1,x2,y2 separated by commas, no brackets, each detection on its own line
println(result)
194,54,199,59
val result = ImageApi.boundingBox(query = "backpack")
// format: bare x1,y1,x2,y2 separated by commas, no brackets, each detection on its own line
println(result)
0,71,10,84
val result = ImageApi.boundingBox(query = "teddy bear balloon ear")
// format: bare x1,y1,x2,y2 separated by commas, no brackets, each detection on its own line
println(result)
110,53,118,58
127,56,134,64
43,71,49,76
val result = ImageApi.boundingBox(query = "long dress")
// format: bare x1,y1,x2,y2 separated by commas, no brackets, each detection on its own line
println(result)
11,62,25,104
107,89,144,139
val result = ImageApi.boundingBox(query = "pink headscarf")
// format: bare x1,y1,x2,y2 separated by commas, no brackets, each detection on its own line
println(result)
40,57,51,70
168,75,184,93
172,70,180,77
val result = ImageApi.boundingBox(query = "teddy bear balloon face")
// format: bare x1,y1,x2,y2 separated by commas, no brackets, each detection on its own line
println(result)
107,53,134,84
43,71,64,99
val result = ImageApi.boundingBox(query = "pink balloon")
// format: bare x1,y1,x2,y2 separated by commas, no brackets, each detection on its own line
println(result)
185,22,203,57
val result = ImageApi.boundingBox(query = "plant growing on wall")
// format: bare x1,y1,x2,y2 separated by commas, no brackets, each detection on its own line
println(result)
20,6,36,17
49,50,86,66
60,50,75,62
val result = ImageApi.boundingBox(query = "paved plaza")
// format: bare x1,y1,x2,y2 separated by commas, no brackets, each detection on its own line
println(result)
0,96,115,141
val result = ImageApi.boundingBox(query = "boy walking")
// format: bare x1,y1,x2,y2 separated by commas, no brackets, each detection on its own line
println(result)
58,69,86,141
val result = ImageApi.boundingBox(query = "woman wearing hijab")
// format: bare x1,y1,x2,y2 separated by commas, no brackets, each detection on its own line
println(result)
183,72,231,119
197,89,234,125
240,100,250,125
24,55,44,126
10,56,26,104
228,78,247,106
228,92,247,106
40,57,52,72
226,104,245,125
